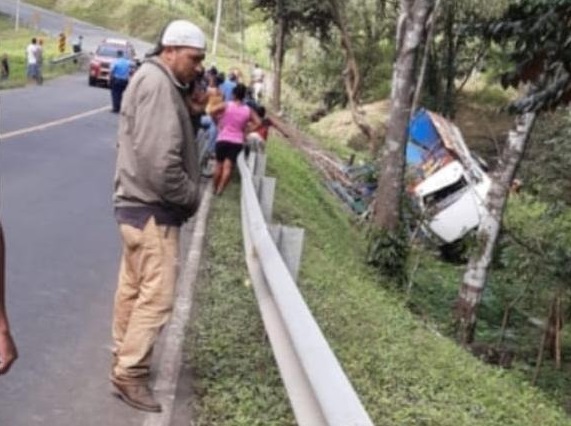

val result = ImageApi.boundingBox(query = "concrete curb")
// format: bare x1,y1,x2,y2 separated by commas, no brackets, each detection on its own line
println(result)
143,182,213,426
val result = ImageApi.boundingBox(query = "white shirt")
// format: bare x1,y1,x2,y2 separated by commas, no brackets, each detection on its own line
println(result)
252,67,264,83
26,44,38,65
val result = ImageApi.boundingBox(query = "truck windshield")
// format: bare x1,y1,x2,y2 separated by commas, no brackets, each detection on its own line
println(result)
423,177,468,211
96,45,132,58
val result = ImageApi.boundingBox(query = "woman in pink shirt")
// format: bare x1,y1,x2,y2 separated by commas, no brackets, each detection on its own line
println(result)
211,83,261,195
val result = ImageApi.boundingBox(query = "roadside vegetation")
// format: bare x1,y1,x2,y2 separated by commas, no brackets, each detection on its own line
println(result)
186,137,570,425
21,0,571,422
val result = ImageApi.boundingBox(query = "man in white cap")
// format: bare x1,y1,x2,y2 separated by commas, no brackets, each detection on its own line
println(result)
111,19,206,412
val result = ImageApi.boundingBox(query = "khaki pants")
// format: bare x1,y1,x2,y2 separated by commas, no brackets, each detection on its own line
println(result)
112,217,179,383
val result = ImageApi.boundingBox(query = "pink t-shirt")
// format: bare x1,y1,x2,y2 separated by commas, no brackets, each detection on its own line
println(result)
217,101,251,144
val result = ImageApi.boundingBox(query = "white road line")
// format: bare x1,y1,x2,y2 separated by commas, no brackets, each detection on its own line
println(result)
0,105,110,141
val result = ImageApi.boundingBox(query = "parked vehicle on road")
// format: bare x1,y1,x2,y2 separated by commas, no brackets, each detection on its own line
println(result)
88,38,138,87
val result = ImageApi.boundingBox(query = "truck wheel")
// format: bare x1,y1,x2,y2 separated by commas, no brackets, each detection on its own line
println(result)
88,77,96,86
439,239,468,264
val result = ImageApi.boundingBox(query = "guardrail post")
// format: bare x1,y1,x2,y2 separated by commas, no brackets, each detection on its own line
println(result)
254,153,267,177
252,176,276,222
269,225,305,281
247,152,257,172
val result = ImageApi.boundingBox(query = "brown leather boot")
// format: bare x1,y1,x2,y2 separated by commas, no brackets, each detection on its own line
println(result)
111,380,162,413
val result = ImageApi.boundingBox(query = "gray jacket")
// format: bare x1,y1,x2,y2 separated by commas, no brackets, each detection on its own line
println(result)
113,58,200,220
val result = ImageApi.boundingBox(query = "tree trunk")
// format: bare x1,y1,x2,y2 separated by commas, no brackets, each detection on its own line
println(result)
372,0,434,231
455,112,537,345
211,0,223,58
412,0,441,114
272,3,285,112
442,0,456,118
531,299,556,385
328,0,378,154
555,293,562,369
496,281,530,349
533,295,556,385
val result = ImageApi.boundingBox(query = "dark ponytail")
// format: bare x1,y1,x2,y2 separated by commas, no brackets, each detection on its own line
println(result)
232,83,247,101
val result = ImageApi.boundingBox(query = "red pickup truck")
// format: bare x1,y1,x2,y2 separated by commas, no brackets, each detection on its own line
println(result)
88,38,138,87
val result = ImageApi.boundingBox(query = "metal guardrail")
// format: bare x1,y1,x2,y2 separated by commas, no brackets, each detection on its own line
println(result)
49,52,83,65
238,152,374,426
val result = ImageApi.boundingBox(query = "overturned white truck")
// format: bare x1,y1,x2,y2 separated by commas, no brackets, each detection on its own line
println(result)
406,110,491,244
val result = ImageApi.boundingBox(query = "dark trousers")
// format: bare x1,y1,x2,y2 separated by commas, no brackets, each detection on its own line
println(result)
110,79,128,112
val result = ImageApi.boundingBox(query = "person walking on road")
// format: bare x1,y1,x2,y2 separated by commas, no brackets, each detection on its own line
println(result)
25,38,39,85
0,220,18,375
109,50,130,113
111,19,206,413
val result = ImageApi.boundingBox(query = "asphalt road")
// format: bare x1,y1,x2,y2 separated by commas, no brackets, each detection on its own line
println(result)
0,4,205,425
0,74,157,425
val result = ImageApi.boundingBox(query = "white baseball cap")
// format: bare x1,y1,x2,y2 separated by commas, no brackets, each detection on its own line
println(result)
161,20,206,50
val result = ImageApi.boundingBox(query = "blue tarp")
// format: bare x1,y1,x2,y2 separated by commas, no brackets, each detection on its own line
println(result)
409,109,440,150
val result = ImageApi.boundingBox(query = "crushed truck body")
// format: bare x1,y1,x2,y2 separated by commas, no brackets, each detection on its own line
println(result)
406,110,491,243
323,109,491,245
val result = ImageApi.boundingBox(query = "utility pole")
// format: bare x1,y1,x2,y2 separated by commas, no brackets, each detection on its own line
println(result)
212,0,223,59
15,0,21,31
237,0,245,62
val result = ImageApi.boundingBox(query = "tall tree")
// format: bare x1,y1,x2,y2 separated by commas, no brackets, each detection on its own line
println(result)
420,0,510,116
455,0,571,344
328,0,378,153
372,0,435,231
253,0,334,111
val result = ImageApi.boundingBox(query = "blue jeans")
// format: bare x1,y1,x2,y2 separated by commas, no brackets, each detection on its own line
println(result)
200,115,218,154
111,79,128,112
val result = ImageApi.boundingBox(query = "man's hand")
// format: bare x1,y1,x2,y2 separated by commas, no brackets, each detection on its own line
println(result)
0,330,17,374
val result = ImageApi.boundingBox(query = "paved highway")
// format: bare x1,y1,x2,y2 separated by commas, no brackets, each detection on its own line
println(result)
0,3,210,424
0,3,170,424
0,74,154,425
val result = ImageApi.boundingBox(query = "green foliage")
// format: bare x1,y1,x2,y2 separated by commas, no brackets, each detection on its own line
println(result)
284,36,393,107
0,15,80,89
181,128,571,424
367,226,410,286
252,0,335,43
186,183,295,426
520,111,571,205
481,0,571,113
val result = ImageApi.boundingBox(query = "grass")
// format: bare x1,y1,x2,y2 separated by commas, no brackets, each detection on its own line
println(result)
0,14,81,89
17,0,571,422
185,181,295,426
184,136,571,425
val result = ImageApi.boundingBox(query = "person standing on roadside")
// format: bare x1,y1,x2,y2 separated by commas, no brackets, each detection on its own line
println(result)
251,63,265,103
35,39,44,85
109,50,131,113
219,70,237,101
0,54,9,81
0,220,18,375
210,83,261,195
111,19,206,413
25,38,39,85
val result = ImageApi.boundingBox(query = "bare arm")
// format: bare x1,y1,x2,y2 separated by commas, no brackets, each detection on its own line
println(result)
247,109,262,133
208,100,227,116
0,221,17,375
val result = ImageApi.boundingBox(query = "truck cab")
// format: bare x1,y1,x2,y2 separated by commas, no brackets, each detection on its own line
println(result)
406,110,491,244
88,38,137,87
